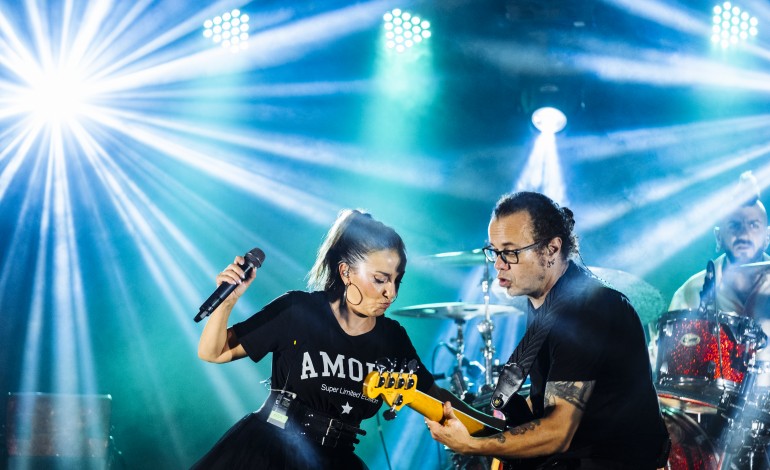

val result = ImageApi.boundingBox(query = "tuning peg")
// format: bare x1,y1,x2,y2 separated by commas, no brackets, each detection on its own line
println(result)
383,406,398,421
387,371,397,388
397,372,406,389
404,359,419,389
375,358,393,373
377,373,387,388
395,359,410,388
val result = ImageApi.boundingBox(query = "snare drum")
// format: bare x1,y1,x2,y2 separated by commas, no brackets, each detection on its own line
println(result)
655,309,761,413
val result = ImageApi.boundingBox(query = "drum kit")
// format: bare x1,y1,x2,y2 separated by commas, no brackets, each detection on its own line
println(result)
395,248,525,401
394,250,770,469
655,307,770,469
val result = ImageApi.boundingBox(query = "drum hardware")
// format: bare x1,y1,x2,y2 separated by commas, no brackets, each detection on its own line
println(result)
715,359,770,469
703,261,720,372
391,302,511,398
451,319,469,398
478,259,496,392
740,260,770,269
442,320,484,399
390,302,523,322
421,248,486,267
401,250,529,396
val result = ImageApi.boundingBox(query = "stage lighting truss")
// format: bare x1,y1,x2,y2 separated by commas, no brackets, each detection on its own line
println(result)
383,9,431,53
203,9,250,52
711,2,758,49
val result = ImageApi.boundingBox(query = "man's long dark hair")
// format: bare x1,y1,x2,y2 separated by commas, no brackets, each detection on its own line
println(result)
492,191,579,260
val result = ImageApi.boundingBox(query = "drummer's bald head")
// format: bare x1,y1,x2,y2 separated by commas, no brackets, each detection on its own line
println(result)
492,191,579,260
738,171,762,207
725,171,767,219
714,172,770,262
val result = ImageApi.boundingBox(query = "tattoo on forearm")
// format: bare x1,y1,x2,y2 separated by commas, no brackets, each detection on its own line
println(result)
544,392,556,410
545,381,595,411
507,419,541,436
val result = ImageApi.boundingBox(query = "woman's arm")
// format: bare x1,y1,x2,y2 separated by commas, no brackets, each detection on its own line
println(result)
197,255,255,363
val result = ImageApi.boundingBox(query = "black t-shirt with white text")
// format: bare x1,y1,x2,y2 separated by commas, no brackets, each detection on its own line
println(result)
232,290,435,428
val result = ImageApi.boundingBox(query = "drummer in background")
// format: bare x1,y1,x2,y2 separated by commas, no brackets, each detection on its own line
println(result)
669,171,770,324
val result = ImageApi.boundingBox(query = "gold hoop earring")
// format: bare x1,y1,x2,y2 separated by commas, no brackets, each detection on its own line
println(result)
345,283,363,306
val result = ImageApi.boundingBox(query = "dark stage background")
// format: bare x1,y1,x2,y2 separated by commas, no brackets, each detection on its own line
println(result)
2,0,770,468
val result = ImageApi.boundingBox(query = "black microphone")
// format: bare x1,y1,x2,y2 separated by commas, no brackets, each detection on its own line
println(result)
194,248,266,323
698,260,716,314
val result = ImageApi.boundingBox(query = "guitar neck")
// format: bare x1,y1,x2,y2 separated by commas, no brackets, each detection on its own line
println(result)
407,390,504,437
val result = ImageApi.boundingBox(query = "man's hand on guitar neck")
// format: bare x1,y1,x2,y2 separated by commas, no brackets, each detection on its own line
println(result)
425,401,474,454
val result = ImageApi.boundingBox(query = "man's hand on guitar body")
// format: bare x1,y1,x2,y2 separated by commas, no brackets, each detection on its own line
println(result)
365,365,598,467
425,380,594,464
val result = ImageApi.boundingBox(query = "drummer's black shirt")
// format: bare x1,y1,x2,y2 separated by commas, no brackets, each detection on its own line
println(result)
527,262,668,467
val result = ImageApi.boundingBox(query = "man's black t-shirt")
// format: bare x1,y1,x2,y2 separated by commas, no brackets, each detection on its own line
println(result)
232,290,435,428
527,262,668,467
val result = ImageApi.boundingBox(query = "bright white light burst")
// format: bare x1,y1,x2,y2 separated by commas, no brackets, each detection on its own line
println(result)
18,65,92,128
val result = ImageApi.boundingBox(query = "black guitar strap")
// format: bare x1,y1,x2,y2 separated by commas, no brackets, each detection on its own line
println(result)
491,302,558,412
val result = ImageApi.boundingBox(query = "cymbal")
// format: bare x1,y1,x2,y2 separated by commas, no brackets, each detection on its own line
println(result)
588,267,666,325
422,249,486,266
391,302,524,322
740,261,770,268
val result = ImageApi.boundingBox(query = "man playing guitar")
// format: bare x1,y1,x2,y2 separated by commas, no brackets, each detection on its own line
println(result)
425,192,670,469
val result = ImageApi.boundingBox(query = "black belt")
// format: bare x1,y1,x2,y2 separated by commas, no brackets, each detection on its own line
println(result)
260,392,366,450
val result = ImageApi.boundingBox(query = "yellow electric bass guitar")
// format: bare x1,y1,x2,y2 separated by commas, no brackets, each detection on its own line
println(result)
363,368,547,470
362,368,506,436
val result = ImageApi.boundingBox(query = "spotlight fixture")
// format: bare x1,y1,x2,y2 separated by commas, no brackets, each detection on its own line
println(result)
531,107,567,134
383,9,431,53
711,2,758,49
203,9,250,52
521,81,581,134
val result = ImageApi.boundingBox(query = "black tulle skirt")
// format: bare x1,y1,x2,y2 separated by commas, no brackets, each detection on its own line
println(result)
190,411,368,470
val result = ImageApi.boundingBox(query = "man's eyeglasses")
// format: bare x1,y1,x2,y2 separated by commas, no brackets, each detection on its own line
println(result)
482,240,543,265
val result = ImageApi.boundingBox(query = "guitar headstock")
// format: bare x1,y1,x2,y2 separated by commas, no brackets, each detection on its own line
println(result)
362,359,419,413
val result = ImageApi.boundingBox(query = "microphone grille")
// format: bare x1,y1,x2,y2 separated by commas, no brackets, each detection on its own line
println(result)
245,248,266,268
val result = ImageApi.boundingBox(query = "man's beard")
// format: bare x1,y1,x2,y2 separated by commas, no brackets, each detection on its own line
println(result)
726,241,763,264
